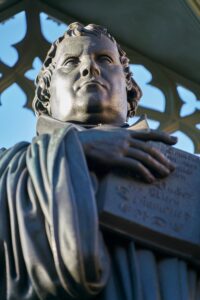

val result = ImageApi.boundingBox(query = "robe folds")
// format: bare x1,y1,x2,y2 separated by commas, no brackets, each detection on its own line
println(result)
0,123,109,300
0,117,200,300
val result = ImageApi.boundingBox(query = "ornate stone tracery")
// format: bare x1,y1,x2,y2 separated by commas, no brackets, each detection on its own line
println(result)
0,1,199,153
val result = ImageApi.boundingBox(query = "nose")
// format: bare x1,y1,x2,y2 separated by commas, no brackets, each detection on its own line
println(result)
80,58,100,77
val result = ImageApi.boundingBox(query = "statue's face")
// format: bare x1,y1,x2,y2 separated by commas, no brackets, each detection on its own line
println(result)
49,34,127,125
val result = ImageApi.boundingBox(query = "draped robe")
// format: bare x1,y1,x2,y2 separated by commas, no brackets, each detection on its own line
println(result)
0,116,199,300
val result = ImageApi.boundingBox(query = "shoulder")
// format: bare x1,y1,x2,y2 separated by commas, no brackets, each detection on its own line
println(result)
0,147,6,154
0,142,29,166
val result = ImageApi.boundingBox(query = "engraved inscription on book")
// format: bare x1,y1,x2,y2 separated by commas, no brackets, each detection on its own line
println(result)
98,142,200,255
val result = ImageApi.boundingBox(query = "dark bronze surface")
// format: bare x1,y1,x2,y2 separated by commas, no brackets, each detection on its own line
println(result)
1,22,199,300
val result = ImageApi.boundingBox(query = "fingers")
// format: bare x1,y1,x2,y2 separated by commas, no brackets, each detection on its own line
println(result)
125,148,171,178
129,129,178,145
115,157,156,183
129,139,175,171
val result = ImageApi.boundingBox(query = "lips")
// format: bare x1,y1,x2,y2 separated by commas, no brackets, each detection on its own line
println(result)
77,79,106,91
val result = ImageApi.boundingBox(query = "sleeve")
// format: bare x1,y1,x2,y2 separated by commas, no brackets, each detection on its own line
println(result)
0,126,110,300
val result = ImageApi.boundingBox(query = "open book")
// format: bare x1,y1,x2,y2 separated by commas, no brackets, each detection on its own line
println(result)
97,142,200,265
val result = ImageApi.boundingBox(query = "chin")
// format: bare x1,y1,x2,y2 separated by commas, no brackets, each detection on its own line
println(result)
80,111,125,125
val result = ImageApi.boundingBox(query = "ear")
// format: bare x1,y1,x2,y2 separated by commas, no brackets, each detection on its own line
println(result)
45,101,51,115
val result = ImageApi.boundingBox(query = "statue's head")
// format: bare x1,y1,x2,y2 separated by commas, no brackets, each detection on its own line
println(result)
33,22,142,125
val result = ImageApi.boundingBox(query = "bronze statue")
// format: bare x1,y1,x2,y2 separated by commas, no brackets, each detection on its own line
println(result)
0,22,198,300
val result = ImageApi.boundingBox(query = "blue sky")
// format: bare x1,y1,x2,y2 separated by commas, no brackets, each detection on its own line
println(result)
0,11,199,155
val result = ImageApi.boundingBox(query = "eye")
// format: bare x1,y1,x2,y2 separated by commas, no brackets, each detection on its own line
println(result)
63,56,79,66
98,55,113,64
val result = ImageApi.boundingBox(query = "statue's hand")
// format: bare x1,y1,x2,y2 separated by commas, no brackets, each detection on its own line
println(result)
78,129,177,183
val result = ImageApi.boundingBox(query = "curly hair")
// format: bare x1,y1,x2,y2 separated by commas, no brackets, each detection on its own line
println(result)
33,22,142,118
